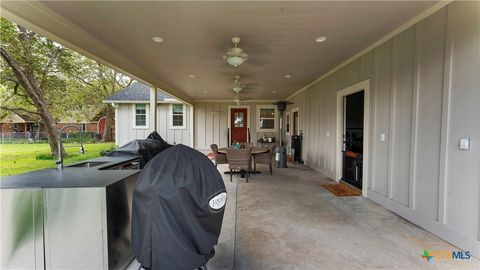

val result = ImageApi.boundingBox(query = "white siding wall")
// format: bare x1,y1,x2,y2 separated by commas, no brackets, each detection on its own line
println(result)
286,1,479,257
193,102,278,150
115,103,192,147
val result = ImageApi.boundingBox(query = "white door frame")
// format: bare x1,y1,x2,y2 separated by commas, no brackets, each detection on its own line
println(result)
335,79,370,197
291,107,300,135
227,105,251,144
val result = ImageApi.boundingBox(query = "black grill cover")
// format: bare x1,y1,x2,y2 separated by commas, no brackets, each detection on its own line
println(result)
107,132,171,168
146,131,168,144
132,144,226,270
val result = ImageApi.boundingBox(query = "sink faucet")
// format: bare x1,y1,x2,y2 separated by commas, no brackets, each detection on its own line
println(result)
56,125,85,170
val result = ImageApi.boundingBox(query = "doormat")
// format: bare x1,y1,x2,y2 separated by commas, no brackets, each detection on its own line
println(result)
321,183,361,196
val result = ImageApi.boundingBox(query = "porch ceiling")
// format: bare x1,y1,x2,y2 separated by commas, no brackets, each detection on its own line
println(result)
1,1,436,102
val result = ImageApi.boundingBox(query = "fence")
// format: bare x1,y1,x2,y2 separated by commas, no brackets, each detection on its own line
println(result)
0,132,102,144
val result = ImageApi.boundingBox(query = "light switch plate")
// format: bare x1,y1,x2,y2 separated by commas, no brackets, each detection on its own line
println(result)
380,133,386,142
459,137,470,150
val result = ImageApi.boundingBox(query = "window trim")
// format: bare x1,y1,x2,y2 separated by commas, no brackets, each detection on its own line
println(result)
169,103,186,130
256,105,278,132
133,103,150,129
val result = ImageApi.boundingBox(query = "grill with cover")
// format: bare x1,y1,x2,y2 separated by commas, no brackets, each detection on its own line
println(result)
107,131,171,168
131,144,226,270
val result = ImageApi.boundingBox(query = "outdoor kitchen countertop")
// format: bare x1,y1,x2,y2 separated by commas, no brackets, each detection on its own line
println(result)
0,155,141,189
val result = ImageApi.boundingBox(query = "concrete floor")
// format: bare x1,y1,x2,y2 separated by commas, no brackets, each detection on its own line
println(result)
130,163,479,270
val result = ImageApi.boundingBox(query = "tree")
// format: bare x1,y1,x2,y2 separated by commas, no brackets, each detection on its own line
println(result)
95,65,132,141
1,18,132,151
0,18,68,156
64,59,133,141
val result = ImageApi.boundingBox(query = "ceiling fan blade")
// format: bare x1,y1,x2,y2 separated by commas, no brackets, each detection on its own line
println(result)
244,43,271,54
248,58,270,67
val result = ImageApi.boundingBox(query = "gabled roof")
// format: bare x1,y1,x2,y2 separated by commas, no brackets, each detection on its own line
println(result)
0,113,37,123
103,82,178,103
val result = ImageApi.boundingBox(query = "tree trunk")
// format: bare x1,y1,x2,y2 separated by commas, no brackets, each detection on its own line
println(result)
1,47,65,157
102,105,114,142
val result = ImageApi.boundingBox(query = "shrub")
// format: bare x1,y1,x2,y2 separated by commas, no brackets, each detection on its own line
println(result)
35,153,54,160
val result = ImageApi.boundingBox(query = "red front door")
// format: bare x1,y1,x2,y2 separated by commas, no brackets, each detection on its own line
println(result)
231,108,247,143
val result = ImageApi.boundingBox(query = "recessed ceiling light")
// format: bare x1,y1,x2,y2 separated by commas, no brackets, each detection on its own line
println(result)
188,74,195,78
315,36,327,43
152,36,164,43
272,91,277,94
284,74,291,78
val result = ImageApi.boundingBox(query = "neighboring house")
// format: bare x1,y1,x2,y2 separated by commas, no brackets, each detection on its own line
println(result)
103,82,192,147
1,113,107,134
0,113,37,132
56,122,100,133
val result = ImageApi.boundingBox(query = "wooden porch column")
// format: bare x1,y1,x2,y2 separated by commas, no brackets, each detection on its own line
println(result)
150,87,157,131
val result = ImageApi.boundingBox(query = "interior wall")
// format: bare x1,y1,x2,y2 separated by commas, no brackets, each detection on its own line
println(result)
193,102,278,150
286,1,480,257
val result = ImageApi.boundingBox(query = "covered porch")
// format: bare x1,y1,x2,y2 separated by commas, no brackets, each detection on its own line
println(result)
1,0,479,269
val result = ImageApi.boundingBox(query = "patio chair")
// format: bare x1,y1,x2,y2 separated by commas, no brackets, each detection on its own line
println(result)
210,144,228,167
226,148,252,182
254,144,276,175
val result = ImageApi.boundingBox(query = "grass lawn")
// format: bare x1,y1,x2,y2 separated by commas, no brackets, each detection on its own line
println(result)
0,143,116,176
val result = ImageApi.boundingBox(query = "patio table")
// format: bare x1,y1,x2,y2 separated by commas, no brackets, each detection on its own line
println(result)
217,146,269,155
218,147,269,176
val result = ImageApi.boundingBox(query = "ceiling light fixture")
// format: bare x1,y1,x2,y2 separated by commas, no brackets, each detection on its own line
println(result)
203,90,208,93
232,75,244,94
284,74,291,78
223,37,248,67
152,36,164,43
272,91,277,94
188,74,195,78
315,36,327,43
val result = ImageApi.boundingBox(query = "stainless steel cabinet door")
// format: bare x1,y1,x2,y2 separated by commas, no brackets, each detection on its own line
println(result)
1,189,44,269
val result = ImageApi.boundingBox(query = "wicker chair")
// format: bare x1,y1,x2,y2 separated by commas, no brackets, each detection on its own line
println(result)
254,144,276,175
210,144,228,167
226,148,252,182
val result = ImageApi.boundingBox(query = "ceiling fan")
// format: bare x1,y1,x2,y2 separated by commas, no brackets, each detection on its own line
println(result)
223,37,248,67
232,75,244,94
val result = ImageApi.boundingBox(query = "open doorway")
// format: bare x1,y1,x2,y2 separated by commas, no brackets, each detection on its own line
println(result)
336,80,370,196
342,91,364,189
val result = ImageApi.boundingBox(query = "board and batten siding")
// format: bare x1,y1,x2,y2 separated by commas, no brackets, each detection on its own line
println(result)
286,1,480,257
115,103,192,147
193,102,278,150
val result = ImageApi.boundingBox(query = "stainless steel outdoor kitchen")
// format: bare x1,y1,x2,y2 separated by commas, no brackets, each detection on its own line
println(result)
0,155,141,269
0,131,226,270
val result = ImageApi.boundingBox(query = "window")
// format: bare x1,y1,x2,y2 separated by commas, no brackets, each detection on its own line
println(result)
170,104,186,129
234,111,244,127
256,105,277,132
134,104,148,128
